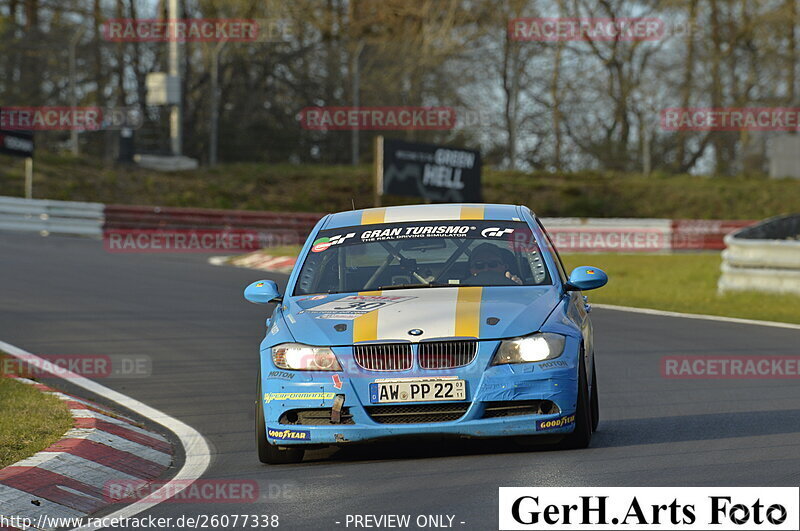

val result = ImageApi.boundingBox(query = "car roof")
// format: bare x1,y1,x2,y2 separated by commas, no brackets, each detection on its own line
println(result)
322,203,531,230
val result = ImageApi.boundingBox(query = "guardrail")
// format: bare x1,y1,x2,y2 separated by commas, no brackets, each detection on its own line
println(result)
0,196,104,237
718,214,800,295
0,194,754,252
104,204,323,246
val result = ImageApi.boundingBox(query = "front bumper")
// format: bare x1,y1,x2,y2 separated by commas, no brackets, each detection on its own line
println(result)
261,339,581,445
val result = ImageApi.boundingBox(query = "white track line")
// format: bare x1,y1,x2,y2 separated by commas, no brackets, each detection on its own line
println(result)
593,303,800,331
0,340,211,531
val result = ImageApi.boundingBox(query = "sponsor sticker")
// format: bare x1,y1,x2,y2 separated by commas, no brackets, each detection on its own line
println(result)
267,370,295,380
538,360,569,370
263,392,335,403
267,427,310,440
311,237,331,253
311,221,530,248
311,233,355,252
536,414,575,431
305,295,415,319
481,227,515,238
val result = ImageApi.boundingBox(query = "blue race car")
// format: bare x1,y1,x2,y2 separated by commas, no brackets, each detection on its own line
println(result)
245,204,607,464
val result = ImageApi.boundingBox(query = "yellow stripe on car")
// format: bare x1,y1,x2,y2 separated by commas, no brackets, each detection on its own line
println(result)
455,287,482,338
459,205,484,220
352,290,381,342
360,208,387,225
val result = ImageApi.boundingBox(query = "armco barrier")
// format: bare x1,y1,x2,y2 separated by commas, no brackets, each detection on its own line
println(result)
103,204,323,246
719,214,800,295
0,196,104,237
0,195,752,252
541,217,674,252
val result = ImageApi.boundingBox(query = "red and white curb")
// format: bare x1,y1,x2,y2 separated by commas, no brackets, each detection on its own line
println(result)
0,378,172,529
0,341,211,531
209,252,297,274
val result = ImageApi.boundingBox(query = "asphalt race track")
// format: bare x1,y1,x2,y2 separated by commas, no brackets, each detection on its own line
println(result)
2,231,799,530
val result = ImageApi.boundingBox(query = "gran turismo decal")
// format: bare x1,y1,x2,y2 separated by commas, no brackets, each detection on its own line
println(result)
311,220,530,247
263,392,335,403
267,427,310,440
536,414,576,431
361,225,470,242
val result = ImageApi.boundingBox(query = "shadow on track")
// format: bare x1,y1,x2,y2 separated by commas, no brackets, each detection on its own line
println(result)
291,409,800,465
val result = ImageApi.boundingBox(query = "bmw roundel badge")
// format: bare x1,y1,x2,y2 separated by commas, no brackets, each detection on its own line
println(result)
408,329,423,336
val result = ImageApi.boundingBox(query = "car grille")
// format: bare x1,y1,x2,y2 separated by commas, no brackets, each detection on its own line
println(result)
418,340,477,369
354,343,413,371
481,400,559,418
364,403,470,424
279,408,354,425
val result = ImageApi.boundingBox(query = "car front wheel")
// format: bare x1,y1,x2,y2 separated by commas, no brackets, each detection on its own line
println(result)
558,352,593,449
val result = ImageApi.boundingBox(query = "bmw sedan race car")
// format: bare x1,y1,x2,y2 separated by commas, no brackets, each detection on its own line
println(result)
245,204,607,464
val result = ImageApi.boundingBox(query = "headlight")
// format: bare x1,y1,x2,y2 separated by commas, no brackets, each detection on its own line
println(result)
492,333,566,365
271,343,342,371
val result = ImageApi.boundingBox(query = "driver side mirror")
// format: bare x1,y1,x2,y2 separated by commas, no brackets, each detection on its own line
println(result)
244,280,282,304
565,266,608,291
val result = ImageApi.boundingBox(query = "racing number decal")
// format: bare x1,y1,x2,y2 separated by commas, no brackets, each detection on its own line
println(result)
332,300,385,312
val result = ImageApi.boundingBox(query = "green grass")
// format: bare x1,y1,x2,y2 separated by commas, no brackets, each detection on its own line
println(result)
239,248,800,325
0,354,74,468
562,253,800,325
2,152,798,219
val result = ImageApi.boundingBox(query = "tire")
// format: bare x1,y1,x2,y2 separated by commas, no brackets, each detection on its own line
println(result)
590,360,599,432
559,352,593,450
256,372,304,464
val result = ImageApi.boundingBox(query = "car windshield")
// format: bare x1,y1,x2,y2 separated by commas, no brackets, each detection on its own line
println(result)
294,220,551,295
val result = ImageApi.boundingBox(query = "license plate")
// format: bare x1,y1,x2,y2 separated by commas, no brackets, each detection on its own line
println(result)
369,377,466,404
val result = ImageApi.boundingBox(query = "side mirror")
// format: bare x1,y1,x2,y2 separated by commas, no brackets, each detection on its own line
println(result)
244,280,282,304
565,266,608,291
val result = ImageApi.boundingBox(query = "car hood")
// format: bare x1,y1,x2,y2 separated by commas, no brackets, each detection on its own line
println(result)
282,286,560,345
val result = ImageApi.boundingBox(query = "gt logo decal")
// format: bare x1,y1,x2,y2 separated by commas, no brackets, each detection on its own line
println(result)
311,233,356,252
481,227,515,238
267,427,310,440
537,414,576,431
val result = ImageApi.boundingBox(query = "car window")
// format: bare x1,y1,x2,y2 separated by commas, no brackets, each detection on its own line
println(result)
294,220,552,295
535,218,568,284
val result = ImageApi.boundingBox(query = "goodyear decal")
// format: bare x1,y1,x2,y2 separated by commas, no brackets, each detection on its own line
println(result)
267,427,310,440
537,414,576,431
263,392,335,403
